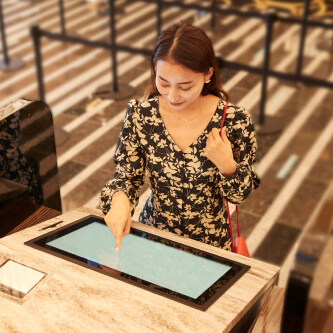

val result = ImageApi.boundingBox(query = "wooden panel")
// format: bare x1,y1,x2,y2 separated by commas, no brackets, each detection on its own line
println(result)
0,190,61,237
8,206,62,235
303,236,333,332
0,192,37,238
281,180,333,332
249,286,285,333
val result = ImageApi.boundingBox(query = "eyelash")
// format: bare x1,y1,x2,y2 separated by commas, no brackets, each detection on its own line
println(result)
160,85,191,91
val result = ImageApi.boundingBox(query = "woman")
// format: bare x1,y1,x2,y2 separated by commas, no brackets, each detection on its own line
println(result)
100,22,260,252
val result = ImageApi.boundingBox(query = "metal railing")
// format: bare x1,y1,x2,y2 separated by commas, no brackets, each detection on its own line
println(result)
0,0,24,71
30,0,333,133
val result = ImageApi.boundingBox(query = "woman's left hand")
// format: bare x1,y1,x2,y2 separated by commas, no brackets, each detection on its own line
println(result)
204,127,237,177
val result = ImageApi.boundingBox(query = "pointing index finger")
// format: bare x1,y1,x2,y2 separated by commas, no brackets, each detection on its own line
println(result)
115,234,122,252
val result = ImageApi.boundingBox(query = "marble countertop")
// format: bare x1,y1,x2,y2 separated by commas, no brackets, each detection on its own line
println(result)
0,207,280,333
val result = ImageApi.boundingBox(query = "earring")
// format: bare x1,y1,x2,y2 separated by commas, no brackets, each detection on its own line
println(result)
205,80,211,84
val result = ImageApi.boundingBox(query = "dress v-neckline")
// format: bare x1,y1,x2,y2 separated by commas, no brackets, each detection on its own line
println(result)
155,96,223,153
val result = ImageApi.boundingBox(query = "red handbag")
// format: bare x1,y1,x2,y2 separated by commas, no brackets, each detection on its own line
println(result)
220,102,250,258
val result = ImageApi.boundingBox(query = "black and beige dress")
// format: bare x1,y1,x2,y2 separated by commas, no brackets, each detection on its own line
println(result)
100,96,260,251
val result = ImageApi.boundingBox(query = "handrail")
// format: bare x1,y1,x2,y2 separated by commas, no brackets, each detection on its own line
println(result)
29,0,333,132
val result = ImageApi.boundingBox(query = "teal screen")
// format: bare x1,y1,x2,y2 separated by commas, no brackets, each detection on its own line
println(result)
47,222,232,299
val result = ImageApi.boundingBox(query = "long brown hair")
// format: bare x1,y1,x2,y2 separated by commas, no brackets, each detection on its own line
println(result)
145,22,229,101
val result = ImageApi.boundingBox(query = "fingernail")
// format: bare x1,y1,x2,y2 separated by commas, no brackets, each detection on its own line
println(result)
115,246,119,252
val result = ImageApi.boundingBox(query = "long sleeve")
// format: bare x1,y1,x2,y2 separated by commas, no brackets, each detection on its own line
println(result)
100,100,146,215
218,106,260,204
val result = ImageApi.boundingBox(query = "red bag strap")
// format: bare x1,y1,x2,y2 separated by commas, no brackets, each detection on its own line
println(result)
226,201,234,251
220,102,241,252
219,102,228,135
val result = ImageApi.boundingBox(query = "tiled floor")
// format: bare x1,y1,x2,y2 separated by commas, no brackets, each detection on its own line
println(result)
1,0,333,288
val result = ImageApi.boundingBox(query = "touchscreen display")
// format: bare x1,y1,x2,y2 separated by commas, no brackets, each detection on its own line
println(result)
47,222,231,299
25,215,250,310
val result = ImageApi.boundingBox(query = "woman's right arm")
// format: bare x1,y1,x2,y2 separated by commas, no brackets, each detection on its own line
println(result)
100,100,146,250
104,191,132,251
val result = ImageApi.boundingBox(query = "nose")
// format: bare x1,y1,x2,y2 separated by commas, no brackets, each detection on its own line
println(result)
168,87,180,103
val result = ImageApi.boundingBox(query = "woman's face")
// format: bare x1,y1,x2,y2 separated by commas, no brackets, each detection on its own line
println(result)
155,59,213,111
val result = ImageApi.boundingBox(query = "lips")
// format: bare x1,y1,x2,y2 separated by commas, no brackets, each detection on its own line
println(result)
169,101,184,107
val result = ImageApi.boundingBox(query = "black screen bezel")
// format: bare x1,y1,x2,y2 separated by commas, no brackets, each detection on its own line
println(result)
24,215,250,311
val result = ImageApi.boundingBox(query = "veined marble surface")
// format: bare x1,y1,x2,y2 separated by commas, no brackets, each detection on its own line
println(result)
0,207,279,333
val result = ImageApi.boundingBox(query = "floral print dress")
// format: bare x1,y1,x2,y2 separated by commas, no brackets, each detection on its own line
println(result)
100,96,260,251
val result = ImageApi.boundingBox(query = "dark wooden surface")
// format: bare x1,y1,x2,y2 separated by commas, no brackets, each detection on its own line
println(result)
0,191,37,238
0,190,61,238
0,178,27,203
8,205,61,236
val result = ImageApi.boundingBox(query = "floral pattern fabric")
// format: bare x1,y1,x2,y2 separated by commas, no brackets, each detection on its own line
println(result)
100,96,260,251
0,111,43,204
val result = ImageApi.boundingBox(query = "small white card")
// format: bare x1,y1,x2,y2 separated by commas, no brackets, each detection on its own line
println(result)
0,260,45,294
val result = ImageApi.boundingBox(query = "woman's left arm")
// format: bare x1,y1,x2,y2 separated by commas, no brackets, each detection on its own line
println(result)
205,106,260,204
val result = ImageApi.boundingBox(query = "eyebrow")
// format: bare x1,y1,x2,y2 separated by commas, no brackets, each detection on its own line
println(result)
158,75,193,85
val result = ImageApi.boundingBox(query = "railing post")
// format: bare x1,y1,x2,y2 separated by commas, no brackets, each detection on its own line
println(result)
30,24,70,146
258,12,274,125
256,12,283,134
94,0,135,100
296,0,311,79
30,25,45,102
156,0,162,37
0,0,9,66
58,0,66,36
0,0,24,71
211,0,216,29
109,0,118,92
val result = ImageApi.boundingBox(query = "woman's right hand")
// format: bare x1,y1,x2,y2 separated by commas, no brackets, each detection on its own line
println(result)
104,191,132,252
